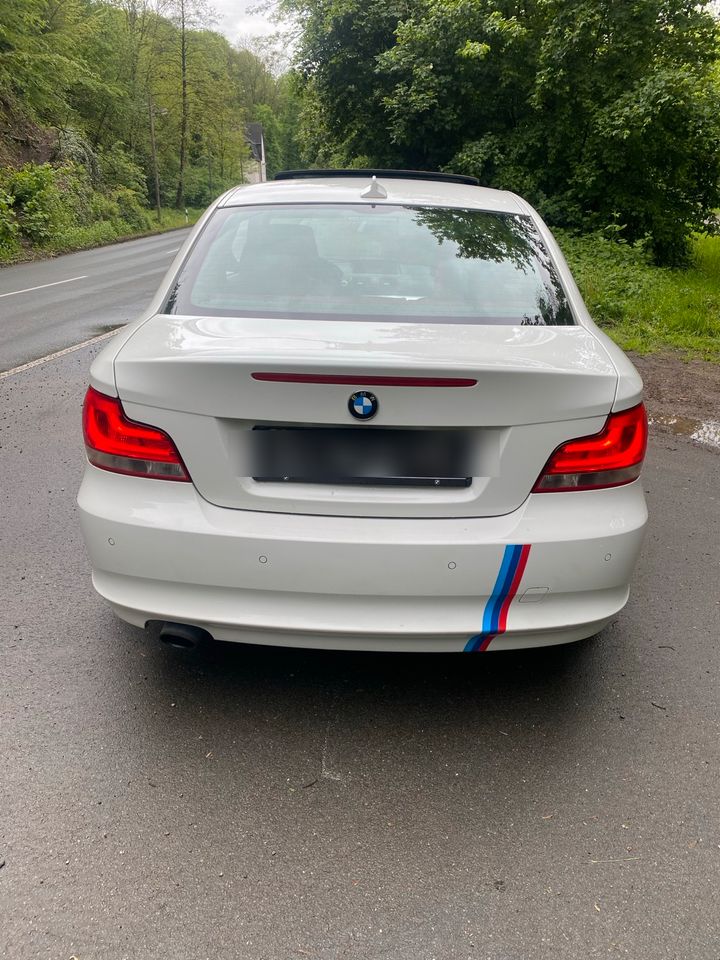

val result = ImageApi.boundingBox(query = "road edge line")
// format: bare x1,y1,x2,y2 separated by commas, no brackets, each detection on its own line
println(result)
0,328,123,380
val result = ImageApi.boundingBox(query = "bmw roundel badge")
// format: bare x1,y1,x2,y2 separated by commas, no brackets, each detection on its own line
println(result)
349,390,378,421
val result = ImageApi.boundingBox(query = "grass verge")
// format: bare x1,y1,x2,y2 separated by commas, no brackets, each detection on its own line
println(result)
0,207,203,265
556,230,720,361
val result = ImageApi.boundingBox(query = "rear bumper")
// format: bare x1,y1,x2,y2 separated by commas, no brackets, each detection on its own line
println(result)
78,466,647,652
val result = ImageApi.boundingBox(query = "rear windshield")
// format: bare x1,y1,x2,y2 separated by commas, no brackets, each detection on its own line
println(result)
165,203,574,326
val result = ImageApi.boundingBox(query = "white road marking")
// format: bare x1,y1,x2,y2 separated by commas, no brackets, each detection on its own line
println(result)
0,327,123,380
0,275,88,299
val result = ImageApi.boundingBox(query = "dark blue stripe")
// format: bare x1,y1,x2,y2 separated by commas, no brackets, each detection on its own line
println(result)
483,544,522,635
465,634,483,653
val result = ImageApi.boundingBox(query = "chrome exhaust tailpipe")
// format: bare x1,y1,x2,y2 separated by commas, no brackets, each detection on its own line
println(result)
159,622,212,651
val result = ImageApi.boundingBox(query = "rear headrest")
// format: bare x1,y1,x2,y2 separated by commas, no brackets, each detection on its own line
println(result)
245,220,318,258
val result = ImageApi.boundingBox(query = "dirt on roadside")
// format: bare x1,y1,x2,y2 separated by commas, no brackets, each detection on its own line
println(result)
629,352,719,422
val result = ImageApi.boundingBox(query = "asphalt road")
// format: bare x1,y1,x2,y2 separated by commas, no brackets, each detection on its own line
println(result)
0,229,191,371
1,239,720,959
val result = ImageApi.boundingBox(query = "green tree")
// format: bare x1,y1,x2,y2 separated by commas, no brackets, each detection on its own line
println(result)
0,0,302,242
284,0,419,167
286,0,720,264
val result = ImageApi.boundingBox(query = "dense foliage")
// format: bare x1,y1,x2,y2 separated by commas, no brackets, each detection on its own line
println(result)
0,161,199,259
0,0,300,258
557,230,720,357
285,0,720,264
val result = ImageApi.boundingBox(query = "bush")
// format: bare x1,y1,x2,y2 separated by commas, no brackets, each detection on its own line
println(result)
53,221,121,250
55,164,95,226
182,164,214,208
1,163,68,243
110,186,151,231
0,189,20,257
97,146,146,196
89,192,122,223
53,127,100,179
0,158,153,256
555,230,658,326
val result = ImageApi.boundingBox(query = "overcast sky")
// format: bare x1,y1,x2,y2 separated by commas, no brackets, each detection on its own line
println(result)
210,0,279,44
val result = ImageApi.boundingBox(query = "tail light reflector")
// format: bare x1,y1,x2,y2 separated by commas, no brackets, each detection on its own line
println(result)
533,403,647,492
82,386,190,481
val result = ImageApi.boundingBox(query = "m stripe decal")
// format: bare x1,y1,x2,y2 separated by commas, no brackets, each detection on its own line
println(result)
464,544,531,652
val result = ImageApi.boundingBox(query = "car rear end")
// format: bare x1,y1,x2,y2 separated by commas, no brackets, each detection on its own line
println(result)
77,173,648,651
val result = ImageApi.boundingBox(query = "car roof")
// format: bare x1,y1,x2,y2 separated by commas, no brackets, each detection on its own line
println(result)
220,175,526,215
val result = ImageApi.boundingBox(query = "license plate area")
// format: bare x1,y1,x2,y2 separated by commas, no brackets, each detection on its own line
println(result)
251,427,472,488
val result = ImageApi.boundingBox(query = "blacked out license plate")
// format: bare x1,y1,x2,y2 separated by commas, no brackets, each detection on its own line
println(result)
251,427,472,487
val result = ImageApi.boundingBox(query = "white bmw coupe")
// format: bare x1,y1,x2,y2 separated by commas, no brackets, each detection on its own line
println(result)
78,170,648,652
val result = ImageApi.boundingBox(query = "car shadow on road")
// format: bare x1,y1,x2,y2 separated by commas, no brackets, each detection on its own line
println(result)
100,618,625,834
121,620,609,740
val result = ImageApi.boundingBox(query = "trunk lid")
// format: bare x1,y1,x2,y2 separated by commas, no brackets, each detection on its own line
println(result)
113,315,618,518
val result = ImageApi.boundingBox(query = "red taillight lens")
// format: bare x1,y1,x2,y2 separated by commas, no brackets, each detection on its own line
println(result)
533,403,647,493
82,386,190,481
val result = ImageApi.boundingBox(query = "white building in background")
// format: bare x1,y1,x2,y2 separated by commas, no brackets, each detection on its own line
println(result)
243,123,266,183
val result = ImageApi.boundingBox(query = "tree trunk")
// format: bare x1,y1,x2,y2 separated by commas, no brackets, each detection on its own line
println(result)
175,0,188,209
148,95,162,222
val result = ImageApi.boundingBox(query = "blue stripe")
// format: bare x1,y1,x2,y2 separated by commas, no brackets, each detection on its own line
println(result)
464,544,523,653
484,544,522,635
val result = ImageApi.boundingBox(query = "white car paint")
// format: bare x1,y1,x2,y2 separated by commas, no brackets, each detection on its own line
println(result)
78,173,648,652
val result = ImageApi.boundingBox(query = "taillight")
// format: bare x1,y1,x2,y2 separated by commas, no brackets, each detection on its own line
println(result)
82,386,190,481
533,403,647,493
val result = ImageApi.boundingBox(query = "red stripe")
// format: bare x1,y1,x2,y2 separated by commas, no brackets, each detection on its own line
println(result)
496,544,531,635
477,633,497,653
251,372,477,387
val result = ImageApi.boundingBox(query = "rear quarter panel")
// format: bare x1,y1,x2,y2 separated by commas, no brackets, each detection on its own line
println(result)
512,194,643,412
